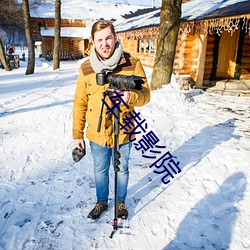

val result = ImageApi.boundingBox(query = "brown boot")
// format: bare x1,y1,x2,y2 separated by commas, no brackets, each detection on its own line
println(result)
87,202,108,220
117,202,128,219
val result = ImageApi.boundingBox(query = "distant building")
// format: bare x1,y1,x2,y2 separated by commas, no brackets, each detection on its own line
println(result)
31,18,92,60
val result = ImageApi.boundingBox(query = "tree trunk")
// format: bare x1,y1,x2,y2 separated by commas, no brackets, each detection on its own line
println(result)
0,37,11,71
53,0,61,70
22,0,35,75
151,0,182,90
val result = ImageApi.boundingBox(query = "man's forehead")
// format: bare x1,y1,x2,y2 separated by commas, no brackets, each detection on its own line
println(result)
94,27,115,39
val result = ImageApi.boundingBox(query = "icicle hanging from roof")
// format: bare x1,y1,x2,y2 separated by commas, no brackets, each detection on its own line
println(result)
117,15,250,40
179,15,250,37
242,16,250,36
117,26,159,39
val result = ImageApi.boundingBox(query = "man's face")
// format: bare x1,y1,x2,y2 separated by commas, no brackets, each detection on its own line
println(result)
93,27,117,60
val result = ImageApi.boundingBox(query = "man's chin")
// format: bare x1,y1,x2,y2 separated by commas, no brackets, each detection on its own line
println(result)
100,53,111,60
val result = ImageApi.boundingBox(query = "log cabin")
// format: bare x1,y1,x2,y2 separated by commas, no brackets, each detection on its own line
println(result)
31,18,92,60
115,0,250,91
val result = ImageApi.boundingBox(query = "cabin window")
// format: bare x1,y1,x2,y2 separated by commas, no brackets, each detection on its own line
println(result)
137,39,140,53
150,38,155,53
137,38,156,54
137,39,143,53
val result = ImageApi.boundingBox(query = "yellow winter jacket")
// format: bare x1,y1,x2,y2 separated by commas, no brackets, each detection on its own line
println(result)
72,52,150,148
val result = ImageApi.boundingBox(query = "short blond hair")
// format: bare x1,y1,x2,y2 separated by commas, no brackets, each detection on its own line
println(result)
91,20,116,40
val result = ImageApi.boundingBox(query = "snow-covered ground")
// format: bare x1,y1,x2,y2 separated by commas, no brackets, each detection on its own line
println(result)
0,50,250,250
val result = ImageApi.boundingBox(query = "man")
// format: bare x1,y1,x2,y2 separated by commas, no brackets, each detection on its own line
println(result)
72,20,150,220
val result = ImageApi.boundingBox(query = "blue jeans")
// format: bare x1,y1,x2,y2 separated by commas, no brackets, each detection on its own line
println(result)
90,141,132,205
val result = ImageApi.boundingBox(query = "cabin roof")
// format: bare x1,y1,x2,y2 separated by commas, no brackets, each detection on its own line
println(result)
40,27,91,39
115,8,160,33
115,0,250,32
30,0,151,20
182,0,250,21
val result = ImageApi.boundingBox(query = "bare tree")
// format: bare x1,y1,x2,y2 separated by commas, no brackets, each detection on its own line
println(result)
53,0,61,70
0,37,11,71
29,0,47,8
0,0,23,71
22,0,35,75
0,0,24,38
151,0,182,90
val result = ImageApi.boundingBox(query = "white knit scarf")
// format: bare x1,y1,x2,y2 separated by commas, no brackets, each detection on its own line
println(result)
90,41,123,73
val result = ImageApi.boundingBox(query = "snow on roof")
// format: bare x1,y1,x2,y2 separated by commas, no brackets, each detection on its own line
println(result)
114,0,250,32
40,27,92,39
30,0,151,20
182,0,250,21
114,8,160,32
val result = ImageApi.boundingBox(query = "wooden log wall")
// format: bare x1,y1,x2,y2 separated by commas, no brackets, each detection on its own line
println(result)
120,31,200,77
183,35,198,79
120,38,156,68
173,34,185,75
173,34,199,80
203,34,215,82
240,35,250,79
61,38,74,52
41,37,86,58
41,37,53,57
32,18,86,29
120,39,137,54
72,38,88,55
134,53,156,68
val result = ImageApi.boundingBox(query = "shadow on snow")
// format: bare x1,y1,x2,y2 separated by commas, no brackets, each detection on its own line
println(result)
0,100,73,117
127,118,240,216
163,172,247,249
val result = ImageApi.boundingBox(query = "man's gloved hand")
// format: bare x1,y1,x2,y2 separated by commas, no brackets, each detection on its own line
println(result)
110,90,130,104
72,139,86,162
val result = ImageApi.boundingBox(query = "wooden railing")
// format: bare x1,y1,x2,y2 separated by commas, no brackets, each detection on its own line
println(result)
46,51,83,61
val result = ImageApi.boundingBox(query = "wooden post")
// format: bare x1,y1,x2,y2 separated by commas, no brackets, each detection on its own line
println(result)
144,38,146,54
139,39,142,53
195,32,207,87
